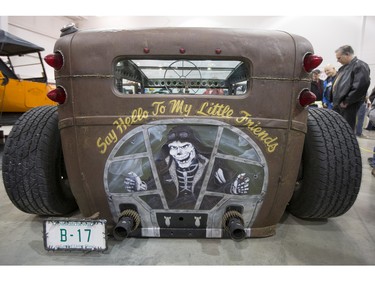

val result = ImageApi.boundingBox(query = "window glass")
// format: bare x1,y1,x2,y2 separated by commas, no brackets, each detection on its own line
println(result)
114,59,250,95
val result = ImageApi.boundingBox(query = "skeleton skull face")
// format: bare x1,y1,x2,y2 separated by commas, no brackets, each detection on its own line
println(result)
168,141,196,168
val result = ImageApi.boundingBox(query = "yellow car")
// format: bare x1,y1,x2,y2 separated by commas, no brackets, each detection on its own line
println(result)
0,29,56,113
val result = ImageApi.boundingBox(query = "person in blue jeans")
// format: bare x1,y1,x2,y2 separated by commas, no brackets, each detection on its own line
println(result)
332,45,371,132
368,95,375,176
356,100,367,136
370,147,375,177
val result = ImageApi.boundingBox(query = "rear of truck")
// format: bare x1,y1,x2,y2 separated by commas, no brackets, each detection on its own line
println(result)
3,27,361,246
50,27,317,239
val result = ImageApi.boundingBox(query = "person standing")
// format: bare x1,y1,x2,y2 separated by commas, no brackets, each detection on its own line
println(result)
366,86,375,130
367,87,375,176
322,64,337,109
310,69,324,107
355,96,368,137
332,45,371,131
368,97,375,177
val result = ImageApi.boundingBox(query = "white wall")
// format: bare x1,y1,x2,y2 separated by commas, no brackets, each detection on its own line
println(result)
1,16,375,92
1,16,75,82
77,16,375,92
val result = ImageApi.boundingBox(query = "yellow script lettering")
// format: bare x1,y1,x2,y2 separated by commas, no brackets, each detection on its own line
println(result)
97,137,107,154
169,99,192,116
151,101,166,115
197,102,233,118
236,110,279,153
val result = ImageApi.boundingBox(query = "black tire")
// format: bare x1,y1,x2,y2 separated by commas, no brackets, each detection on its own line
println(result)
2,106,78,215
287,107,361,218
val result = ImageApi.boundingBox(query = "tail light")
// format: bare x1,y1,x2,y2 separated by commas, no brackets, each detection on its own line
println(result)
44,52,64,70
47,87,67,104
303,54,323,72
299,89,316,107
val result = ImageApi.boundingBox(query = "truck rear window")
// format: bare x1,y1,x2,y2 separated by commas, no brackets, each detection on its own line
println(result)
114,59,250,96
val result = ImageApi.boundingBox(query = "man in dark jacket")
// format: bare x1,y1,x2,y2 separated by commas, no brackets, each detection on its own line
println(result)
332,45,371,131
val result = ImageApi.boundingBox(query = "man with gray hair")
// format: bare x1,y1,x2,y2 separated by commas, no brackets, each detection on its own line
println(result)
332,45,371,131
322,64,338,109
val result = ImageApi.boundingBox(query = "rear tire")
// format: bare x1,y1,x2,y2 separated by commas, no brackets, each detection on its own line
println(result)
287,108,361,218
2,106,78,215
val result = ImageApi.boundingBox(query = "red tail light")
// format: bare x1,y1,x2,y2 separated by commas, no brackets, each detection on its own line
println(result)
303,54,323,72
44,52,63,70
299,89,316,107
47,87,66,104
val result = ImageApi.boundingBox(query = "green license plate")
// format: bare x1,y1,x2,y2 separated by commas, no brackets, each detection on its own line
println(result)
43,218,107,251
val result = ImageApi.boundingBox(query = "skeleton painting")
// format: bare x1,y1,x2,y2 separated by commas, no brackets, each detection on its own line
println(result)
122,125,256,209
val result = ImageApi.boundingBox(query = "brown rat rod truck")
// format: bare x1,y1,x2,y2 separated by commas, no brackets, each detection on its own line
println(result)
2,25,362,251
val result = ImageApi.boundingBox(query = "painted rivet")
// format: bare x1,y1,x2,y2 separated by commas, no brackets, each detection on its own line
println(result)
215,48,222,54
180,48,186,54
143,47,150,54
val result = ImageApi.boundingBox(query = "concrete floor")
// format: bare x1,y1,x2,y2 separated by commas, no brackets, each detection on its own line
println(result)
0,131,374,266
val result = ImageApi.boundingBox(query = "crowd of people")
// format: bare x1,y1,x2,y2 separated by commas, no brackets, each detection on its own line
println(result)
311,44,374,177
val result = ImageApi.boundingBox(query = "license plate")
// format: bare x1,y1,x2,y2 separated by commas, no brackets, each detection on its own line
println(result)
43,218,107,251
